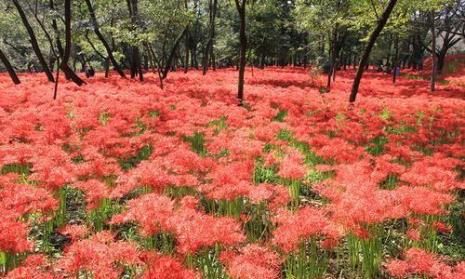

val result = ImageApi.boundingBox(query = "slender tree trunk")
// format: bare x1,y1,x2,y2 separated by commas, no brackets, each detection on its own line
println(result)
0,48,21,84
392,34,399,84
436,50,446,76
127,0,143,80
84,0,125,78
181,0,189,74
202,0,218,75
146,43,164,89
349,0,398,102
162,28,188,79
327,40,333,89
53,58,60,100
12,0,54,82
184,41,189,73
50,0,65,62
104,58,110,78
211,46,216,70
430,12,437,92
61,0,85,86
235,0,247,106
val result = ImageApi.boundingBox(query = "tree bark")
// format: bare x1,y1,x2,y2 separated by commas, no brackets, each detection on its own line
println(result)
85,0,126,78
53,58,60,100
0,48,20,84
184,0,190,73
431,12,437,92
327,28,337,90
127,0,143,81
392,34,399,84
235,0,247,106
349,0,398,102
202,0,218,75
162,28,188,79
61,0,85,86
11,0,54,82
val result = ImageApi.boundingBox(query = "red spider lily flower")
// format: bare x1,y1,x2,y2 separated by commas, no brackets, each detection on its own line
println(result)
385,248,465,279
110,193,175,236
272,207,342,253
59,225,89,241
277,149,306,180
140,252,198,279
166,207,246,254
221,244,282,279
5,254,54,279
58,231,141,279
72,179,110,210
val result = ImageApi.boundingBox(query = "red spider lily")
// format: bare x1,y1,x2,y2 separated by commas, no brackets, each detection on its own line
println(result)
272,207,342,253
277,149,306,180
140,252,198,279
5,254,54,279
58,231,141,279
386,248,465,279
166,207,246,255
1,66,465,278
221,244,282,279
72,179,109,210
110,193,175,236
59,225,89,241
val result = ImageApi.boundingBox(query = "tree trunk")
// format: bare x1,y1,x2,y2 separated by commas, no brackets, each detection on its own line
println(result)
162,28,188,79
392,34,399,84
61,0,85,86
349,0,398,102
12,0,54,82
127,0,143,80
104,58,110,78
0,48,20,84
53,58,60,100
202,0,218,75
235,0,247,106
327,38,333,89
430,12,437,92
50,0,65,64
85,0,125,78
436,51,446,76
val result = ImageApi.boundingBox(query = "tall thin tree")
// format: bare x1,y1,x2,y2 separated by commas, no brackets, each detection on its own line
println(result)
0,48,20,84
430,11,437,92
349,0,398,102
61,0,85,86
85,0,126,78
202,0,218,75
127,0,143,81
235,0,247,106
11,0,55,82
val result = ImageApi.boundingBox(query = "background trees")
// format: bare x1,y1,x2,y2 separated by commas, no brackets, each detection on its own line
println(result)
0,0,463,100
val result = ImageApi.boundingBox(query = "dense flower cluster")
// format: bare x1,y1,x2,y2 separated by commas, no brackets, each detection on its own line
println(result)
1,66,465,278
386,248,465,279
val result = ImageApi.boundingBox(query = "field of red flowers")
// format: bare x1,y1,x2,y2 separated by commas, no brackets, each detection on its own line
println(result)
1,67,465,279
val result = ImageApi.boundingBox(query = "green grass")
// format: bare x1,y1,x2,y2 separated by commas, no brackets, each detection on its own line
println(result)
1,163,31,176
118,144,153,171
208,116,228,134
379,174,400,190
253,159,280,184
87,198,122,231
273,110,288,122
187,245,228,279
365,135,388,156
183,132,207,156
283,239,328,279
277,129,326,166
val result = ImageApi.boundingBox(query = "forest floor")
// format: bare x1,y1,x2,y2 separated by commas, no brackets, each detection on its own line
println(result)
1,67,465,279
